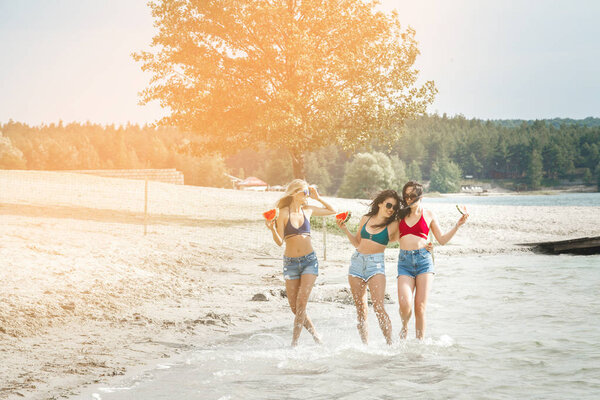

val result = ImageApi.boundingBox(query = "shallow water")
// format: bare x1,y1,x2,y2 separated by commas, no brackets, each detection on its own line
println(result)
75,254,600,400
426,192,600,207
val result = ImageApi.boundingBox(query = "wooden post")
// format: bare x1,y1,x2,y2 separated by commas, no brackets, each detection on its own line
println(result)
144,179,148,236
323,217,327,261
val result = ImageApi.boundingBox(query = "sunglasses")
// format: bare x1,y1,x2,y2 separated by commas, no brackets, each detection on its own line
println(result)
296,188,309,195
404,193,420,200
385,202,398,210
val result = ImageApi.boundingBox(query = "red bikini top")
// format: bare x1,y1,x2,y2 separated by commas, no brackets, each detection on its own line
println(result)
399,212,430,240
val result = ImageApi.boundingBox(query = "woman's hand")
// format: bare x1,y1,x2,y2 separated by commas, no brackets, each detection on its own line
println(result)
425,241,434,253
335,218,346,230
308,185,319,199
265,219,276,231
456,213,469,227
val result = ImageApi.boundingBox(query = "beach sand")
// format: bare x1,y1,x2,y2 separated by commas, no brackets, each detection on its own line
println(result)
0,171,597,399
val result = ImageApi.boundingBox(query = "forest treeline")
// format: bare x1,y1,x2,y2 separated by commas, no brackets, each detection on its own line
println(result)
1,115,599,197
0,121,230,187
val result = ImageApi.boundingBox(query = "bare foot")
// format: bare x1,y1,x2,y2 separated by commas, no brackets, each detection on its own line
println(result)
399,326,408,340
313,333,323,345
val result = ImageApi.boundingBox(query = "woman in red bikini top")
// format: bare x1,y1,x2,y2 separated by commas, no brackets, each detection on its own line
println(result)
395,181,468,341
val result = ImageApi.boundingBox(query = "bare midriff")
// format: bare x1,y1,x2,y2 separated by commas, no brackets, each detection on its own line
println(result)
357,236,387,255
284,235,314,257
399,234,428,251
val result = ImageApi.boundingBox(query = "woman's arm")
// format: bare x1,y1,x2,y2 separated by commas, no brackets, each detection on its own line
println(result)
429,210,468,245
266,208,287,246
337,215,365,248
305,186,336,216
388,219,399,242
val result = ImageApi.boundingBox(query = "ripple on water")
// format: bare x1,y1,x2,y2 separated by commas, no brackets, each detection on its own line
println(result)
75,254,600,400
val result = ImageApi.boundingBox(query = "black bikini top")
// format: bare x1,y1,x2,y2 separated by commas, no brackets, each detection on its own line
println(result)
284,208,311,238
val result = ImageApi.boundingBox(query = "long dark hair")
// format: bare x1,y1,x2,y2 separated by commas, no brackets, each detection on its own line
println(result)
364,189,401,229
398,181,424,220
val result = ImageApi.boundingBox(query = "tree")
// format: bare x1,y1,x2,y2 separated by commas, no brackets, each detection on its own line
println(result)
174,153,229,187
390,155,407,191
543,143,572,179
582,168,593,185
406,160,422,182
258,154,294,186
135,0,436,178
338,152,394,198
527,149,543,189
304,153,332,194
429,159,462,193
464,153,483,178
0,133,26,169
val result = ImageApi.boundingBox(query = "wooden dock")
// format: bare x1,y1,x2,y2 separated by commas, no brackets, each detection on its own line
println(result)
519,236,600,255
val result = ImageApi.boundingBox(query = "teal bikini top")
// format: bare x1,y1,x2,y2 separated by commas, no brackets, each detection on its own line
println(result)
360,217,389,245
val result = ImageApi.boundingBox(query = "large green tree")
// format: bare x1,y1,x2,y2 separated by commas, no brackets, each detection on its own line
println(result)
134,0,436,178
338,152,395,198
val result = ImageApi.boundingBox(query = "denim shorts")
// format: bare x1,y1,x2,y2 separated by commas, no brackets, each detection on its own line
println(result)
397,248,435,278
348,251,386,281
283,251,319,280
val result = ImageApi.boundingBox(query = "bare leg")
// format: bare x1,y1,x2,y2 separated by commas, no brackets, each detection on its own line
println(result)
348,275,369,344
367,274,392,345
397,275,416,339
285,278,322,343
286,279,322,343
414,273,434,340
290,274,318,347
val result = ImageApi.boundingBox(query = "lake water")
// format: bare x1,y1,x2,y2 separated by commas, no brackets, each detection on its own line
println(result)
425,192,600,207
73,254,600,400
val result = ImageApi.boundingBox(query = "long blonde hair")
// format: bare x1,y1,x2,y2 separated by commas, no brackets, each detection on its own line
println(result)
276,179,308,209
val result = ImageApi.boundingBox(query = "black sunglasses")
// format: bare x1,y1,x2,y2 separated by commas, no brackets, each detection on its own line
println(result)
385,202,398,210
404,193,420,200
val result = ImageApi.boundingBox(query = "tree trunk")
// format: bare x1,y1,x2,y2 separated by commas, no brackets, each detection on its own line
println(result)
291,152,306,180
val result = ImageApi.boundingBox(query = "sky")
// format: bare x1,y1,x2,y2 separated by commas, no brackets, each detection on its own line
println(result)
1,0,599,125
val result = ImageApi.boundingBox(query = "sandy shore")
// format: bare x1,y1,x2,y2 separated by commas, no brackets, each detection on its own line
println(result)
0,171,598,399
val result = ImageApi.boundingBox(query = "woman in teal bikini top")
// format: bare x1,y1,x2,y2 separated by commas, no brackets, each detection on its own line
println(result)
360,216,389,245
336,189,401,345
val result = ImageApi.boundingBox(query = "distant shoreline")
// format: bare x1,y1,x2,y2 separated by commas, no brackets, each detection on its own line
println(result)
428,186,598,197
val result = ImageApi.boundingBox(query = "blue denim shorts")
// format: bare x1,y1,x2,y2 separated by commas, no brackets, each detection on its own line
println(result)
283,251,319,280
348,251,385,281
397,248,435,278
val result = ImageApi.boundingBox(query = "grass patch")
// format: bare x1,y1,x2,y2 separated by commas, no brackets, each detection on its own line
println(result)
310,216,356,236
310,215,399,248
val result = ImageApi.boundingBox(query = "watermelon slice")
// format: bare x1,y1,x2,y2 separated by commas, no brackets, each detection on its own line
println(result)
263,208,279,222
456,204,468,215
335,211,351,224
